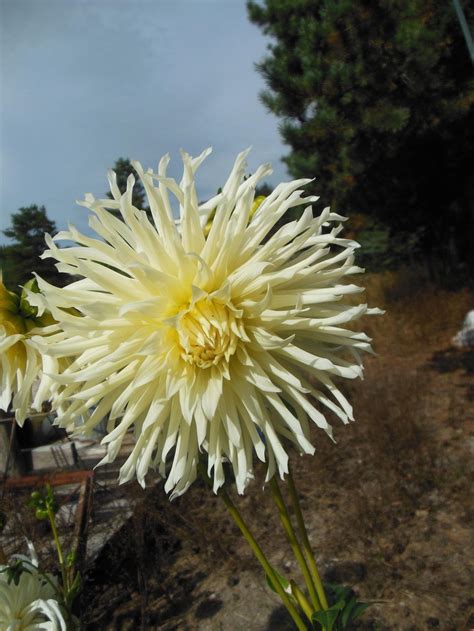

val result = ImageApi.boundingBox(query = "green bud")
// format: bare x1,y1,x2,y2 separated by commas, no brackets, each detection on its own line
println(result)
35,508,49,520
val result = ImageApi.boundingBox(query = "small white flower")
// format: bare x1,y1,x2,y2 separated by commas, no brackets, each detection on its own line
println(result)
30,149,380,497
0,545,66,631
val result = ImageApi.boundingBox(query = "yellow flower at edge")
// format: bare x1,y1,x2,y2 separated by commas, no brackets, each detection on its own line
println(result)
0,277,56,424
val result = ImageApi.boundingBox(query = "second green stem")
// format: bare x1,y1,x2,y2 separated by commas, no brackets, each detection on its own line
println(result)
269,476,321,614
48,507,69,594
286,466,328,610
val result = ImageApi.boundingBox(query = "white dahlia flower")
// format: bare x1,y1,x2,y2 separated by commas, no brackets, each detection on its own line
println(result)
0,543,66,631
29,149,379,497
0,278,57,425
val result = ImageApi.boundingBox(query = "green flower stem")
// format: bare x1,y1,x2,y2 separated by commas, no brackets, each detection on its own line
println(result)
218,488,307,631
290,580,314,623
48,507,68,594
198,465,307,631
269,476,321,614
287,466,328,610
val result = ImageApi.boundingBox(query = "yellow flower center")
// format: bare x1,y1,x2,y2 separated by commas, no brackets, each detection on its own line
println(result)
176,299,241,369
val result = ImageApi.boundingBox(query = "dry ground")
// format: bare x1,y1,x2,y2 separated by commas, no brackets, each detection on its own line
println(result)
82,269,474,631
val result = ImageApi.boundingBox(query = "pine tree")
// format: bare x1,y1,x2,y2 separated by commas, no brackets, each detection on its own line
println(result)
1,205,62,290
106,157,151,220
247,0,474,267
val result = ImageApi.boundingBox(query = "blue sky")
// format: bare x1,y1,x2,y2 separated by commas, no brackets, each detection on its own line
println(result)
0,0,288,245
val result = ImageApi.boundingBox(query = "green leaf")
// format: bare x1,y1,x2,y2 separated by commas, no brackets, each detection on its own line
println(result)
325,583,353,606
350,602,371,621
340,596,358,627
340,596,371,628
311,603,343,631
19,279,39,318
321,583,373,628
266,567,292,595
0,560,28,586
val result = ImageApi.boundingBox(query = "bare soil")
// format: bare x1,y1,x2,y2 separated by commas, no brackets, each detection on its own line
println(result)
82,272,474,631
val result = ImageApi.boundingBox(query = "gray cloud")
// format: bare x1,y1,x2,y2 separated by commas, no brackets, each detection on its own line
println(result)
0,0,289,244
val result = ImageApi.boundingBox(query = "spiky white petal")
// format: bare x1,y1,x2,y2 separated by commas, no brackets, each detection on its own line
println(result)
31,149,379,497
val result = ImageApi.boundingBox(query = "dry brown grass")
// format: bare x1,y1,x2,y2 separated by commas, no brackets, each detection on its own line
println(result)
362,265,473,355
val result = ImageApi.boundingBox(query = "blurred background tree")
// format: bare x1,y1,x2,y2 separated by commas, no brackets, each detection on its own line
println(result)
247,0,474,273
255,182,273,198
1,205,63,291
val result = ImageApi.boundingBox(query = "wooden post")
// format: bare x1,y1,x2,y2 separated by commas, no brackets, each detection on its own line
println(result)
0,417,24,479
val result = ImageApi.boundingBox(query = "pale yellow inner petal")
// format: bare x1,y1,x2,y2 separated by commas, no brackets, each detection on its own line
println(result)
174,298,242,369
